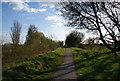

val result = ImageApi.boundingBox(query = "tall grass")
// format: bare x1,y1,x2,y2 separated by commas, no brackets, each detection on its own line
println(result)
2,48,65,80
2,43,60,66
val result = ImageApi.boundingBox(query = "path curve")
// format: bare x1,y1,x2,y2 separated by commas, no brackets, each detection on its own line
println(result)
51,48,77,79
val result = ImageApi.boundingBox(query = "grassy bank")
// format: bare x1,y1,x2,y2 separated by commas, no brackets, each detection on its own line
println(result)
70,47,120,80
2,44,60,66
2,48,65,80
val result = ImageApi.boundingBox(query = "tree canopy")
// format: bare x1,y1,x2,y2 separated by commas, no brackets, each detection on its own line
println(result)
65,31,84,47
59,2,120,56
25,24,44,46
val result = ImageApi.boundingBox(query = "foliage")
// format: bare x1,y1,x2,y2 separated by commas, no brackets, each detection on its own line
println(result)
25,24,44,46
71,47,120,80
3,24,63,65
2,48,65,80
58,41,64,47
65,31,84,47
10,20,21,45
59,2,120,56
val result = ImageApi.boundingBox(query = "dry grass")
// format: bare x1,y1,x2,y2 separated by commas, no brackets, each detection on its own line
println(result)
2,44,59,66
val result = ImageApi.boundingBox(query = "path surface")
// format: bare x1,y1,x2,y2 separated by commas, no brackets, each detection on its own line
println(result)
52,48,77,79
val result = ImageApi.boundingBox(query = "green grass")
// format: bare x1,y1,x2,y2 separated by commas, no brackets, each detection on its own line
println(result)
70,47,120,80
2,44,59,66
2,48,65,80
83,44,110,53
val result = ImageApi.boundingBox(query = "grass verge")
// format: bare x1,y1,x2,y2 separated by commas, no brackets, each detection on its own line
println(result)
2,48,65,80
70,47,120,80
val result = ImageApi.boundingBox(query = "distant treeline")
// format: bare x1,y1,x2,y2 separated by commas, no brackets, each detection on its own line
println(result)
2,21,63,65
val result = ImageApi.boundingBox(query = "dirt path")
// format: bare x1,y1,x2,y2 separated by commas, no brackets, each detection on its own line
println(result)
51,48,77,79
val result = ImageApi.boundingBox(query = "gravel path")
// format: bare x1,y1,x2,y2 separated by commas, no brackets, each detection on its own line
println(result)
51,48,77,79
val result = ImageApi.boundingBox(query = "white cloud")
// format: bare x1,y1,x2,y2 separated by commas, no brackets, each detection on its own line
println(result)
45,15,95,41
3,0,47,13
46,16,60,21
2,0,62,2
9,2,27,10
44,26,75,41
45,15,65,27
40,3,55,8
2,0,120,2
45,15,74,41
2,0,23,2
47,26,69,41
56,11,62,15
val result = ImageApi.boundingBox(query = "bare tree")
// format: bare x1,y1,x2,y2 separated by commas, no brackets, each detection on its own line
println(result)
10,21,22,45
58,2,120,56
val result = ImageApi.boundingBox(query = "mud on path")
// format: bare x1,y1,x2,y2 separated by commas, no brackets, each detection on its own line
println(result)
51,48,77,79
